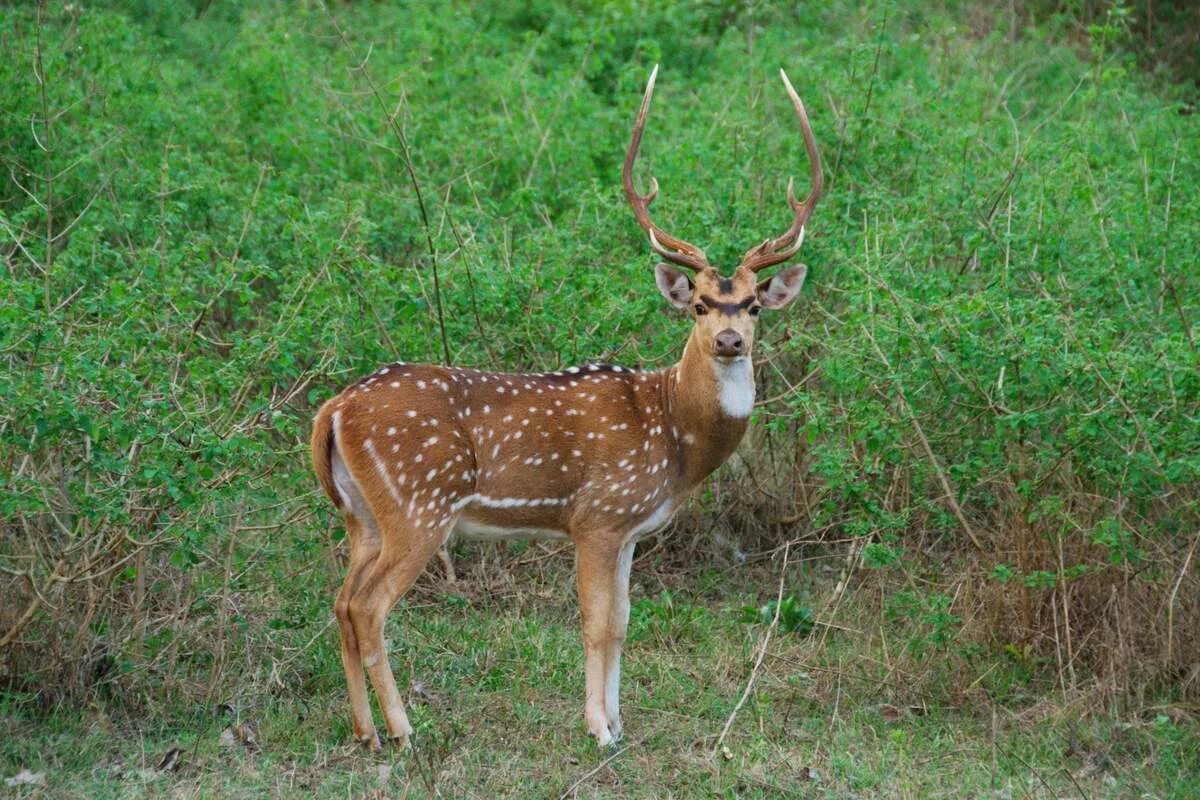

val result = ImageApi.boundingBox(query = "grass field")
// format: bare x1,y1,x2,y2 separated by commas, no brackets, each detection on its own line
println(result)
2,0,1199,797
5,557,1197,798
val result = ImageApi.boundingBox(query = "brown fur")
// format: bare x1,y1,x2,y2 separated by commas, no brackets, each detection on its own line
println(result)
310,402,341,510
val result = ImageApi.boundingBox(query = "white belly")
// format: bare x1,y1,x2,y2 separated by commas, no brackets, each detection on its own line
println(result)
629,499,677,538
447,497,676,543
451,516,569,542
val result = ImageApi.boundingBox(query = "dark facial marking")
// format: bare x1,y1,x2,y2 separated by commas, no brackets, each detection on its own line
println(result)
699,294,756,317
718,277,733,294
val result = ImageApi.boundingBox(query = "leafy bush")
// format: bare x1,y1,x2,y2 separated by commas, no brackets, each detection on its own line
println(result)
0,1,1196,711
740,595,815,636
630,590,714,645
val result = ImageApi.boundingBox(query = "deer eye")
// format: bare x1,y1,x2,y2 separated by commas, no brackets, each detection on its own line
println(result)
694,304,707,315
748,305,761,316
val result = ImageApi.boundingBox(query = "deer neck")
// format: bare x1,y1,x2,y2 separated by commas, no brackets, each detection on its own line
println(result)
665,329,754,488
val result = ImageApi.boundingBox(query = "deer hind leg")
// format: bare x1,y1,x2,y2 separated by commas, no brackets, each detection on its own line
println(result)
333,513,383,749
436,545,457,584
575,536,624,747
346,511,448,747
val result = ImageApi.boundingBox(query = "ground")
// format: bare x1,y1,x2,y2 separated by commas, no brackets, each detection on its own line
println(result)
3,549,1195,798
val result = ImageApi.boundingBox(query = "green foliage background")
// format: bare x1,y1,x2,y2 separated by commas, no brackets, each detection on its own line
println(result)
1,0,1197,710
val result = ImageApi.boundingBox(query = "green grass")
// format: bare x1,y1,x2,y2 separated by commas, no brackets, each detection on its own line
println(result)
3,559,1197,798
2,1,1199,796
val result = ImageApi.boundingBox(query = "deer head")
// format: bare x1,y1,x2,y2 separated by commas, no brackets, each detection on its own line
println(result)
622,65,823,364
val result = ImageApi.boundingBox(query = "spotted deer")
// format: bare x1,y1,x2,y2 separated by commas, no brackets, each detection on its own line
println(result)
310,66,822,749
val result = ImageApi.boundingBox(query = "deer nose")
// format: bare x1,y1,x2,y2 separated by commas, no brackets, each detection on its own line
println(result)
714,329,744,357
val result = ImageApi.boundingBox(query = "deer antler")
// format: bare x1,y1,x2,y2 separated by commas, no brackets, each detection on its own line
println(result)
738,69,824,274
622,65,711,272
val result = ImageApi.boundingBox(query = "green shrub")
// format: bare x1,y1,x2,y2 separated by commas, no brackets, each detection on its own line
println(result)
740,595,815,636
0,1,1196,710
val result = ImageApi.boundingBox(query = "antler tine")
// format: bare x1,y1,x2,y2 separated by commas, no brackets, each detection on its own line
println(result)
739,68,824,274
622,65,710,272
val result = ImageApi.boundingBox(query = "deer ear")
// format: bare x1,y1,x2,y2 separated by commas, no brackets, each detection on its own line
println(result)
756,264,807,309
655,263,693,309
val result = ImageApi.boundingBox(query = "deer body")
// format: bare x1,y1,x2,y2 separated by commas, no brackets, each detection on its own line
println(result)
311,65,822,749
317,355,752,546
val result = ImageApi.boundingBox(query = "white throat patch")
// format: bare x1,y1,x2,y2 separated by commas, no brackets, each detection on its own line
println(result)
713,358,754,418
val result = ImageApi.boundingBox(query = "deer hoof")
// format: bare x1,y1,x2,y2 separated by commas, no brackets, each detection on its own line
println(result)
588,720,614,748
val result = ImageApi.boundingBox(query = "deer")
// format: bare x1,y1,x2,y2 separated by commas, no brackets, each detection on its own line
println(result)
309,65,822,749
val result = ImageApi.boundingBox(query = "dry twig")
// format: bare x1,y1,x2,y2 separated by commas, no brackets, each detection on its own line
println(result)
711,541,790,758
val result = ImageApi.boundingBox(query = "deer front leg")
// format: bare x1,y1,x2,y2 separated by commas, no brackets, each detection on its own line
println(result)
575,536,622,746
603,536,636,741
